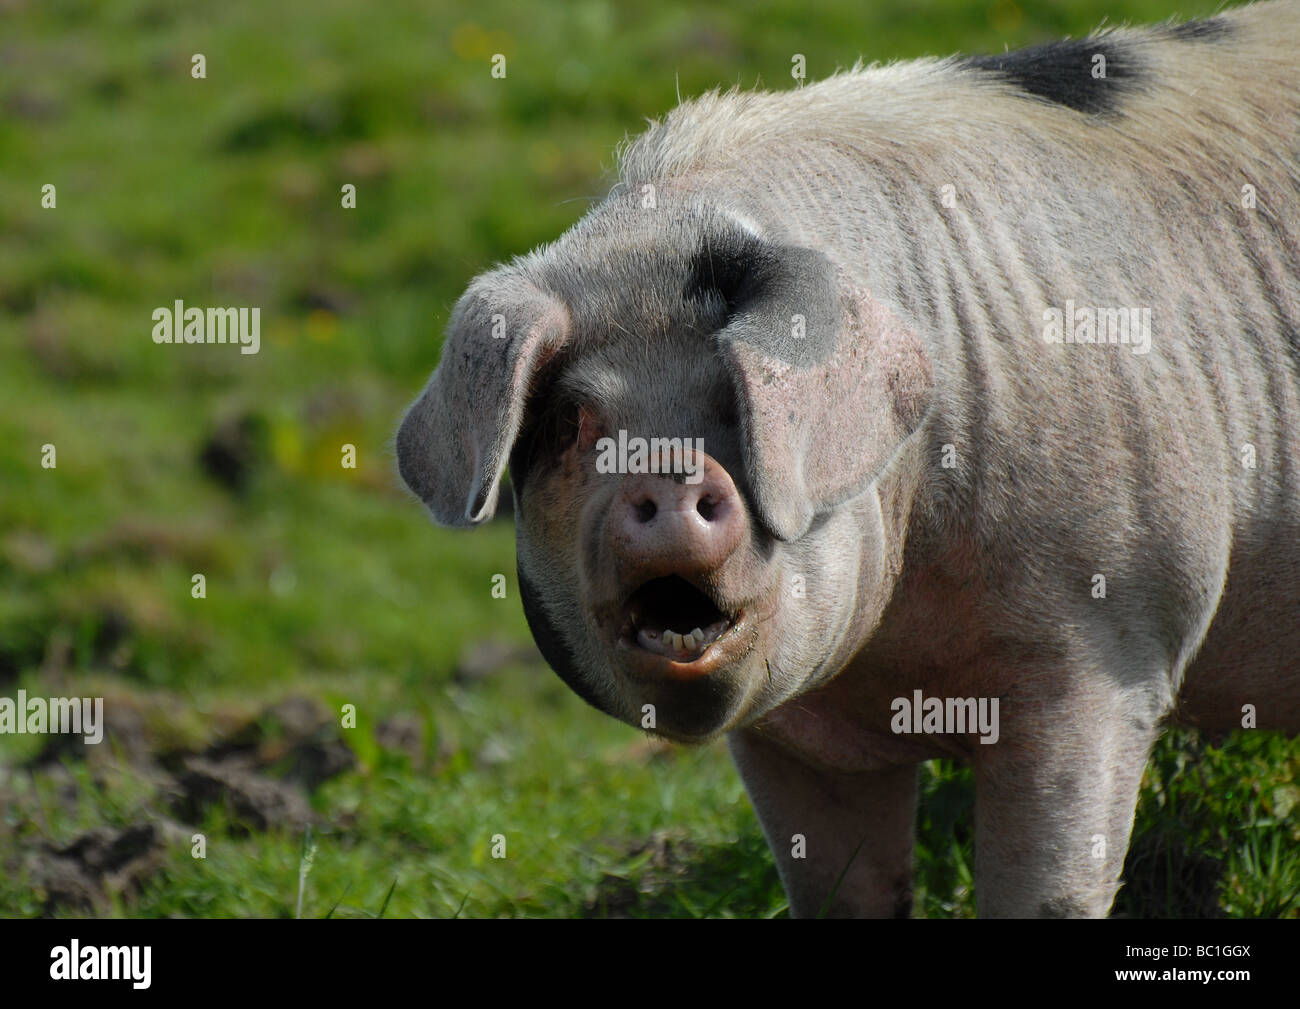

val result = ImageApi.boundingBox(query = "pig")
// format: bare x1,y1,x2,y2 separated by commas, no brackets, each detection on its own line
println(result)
397,0,1300,917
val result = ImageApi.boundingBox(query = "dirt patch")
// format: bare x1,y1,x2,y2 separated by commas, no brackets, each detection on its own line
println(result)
25,822,181,916
9,691,362,914
583,829,699,918
170,757,313,834
165,694,356,832
375,712,422,759
198,412,269,494
198,694,356,790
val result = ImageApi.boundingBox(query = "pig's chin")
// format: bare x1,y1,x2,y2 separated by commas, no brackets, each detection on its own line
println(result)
606,638,758,742
520,560,771,741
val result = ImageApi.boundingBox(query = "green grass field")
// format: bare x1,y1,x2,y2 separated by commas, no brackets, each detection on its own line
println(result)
1,0,1296,917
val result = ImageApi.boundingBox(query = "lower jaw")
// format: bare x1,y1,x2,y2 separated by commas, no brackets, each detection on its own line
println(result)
618,650,724,684
616,616,752,683
609,662,777,742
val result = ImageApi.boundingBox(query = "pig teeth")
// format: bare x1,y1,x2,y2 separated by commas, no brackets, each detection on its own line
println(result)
662,628,702,656
633,622,731,660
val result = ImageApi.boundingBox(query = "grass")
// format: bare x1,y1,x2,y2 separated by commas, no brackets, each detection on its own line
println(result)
1,0,1296,918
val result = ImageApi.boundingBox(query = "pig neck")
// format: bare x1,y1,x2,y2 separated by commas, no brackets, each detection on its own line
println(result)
752,399,1002,772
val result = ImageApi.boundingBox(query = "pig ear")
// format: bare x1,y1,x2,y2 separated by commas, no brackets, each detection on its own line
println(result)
397,272,569,526
709,241,932,541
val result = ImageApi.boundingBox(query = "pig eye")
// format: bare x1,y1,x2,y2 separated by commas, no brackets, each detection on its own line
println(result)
512,393,584,483
576,405,605,451
549,398,584,450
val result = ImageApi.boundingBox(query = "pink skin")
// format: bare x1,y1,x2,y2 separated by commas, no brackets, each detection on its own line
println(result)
609,449,745,674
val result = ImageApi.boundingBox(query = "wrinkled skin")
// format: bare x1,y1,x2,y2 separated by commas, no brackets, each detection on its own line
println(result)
397,4,1300,917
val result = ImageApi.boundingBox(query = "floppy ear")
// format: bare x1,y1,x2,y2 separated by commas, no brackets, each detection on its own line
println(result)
706,239,933,541
397,271,570,526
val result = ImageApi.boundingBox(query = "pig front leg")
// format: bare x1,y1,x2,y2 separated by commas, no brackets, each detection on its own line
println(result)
728,728,918,918
969,690,1161,917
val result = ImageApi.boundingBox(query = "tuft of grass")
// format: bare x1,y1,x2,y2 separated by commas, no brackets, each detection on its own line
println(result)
296,826,317,919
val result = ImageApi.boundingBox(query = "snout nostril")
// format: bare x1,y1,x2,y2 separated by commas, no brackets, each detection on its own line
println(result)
697,496,716,521
635,499,657,523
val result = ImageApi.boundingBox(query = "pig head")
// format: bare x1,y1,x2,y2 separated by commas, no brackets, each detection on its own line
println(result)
398,200,932,746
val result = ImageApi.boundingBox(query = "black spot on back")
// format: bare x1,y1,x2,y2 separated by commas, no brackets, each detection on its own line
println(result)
1165,16,1232,42
963,36,1139,116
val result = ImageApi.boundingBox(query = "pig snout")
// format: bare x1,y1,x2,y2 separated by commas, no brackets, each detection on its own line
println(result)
613,455,743,580
608,451,756,682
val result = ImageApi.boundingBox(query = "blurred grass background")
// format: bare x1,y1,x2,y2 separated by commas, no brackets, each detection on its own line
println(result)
1,0,1296,917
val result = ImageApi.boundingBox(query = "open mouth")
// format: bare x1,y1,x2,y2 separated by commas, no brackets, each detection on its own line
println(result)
622,575,738,662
